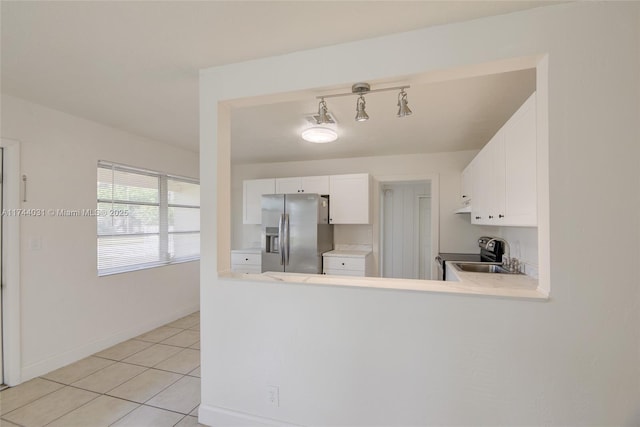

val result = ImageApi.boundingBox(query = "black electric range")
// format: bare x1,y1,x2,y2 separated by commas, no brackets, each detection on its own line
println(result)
435,237,504,280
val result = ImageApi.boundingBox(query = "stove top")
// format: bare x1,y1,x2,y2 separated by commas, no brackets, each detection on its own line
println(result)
436,253,482,263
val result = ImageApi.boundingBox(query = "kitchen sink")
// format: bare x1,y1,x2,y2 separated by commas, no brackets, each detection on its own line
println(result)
451,262,521,274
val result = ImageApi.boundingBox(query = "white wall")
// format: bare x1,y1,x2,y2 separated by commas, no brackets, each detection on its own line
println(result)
200,2,639,425
1,94,200,381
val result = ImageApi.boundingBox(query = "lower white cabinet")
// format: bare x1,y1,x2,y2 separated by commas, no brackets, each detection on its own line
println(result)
323,251,373,277
231,249,261,273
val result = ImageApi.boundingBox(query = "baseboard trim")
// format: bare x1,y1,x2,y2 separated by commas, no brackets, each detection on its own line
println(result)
21,304,199,382
198,404,301,427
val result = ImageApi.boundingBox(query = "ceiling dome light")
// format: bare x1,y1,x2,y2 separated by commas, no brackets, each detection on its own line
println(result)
301,126,338,143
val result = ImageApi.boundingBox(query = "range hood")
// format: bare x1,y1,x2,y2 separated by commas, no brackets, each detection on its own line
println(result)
454,205,472,214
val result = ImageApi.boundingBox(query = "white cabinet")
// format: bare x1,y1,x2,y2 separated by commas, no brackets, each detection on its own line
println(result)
502,93,537,226
323,251,373,277
243,178,275,224
244,174,370,225
231,249,261,273
471,93,537,227
329,173,370,224
461,159,474,205
471,130,504,225
275,175,329,195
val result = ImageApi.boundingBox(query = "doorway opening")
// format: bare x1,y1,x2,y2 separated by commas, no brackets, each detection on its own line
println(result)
380,180,435,280
0,147,4,387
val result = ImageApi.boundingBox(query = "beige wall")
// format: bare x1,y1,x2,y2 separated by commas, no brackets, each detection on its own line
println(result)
200,2,639,425
1,94,200,380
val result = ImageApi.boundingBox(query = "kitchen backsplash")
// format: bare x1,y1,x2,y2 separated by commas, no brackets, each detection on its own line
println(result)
333,224,373,246
499,226,538,278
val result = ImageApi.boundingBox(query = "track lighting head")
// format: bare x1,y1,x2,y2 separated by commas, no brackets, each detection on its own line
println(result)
355,95,369,122
397,89,412,118
316,98,330,124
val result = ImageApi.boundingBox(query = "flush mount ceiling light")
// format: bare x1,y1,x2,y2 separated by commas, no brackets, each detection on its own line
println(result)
301,126,338,143
314,82,412,122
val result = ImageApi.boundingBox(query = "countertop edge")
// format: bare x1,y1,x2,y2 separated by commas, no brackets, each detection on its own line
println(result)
217,269,548,301
322,250,372,258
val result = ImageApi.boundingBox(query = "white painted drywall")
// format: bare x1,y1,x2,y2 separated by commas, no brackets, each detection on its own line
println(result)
200,2,639,425
0,94,200,380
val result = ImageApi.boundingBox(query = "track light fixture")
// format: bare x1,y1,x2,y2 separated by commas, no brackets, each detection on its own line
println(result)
314,82,412,122
301,82,411,143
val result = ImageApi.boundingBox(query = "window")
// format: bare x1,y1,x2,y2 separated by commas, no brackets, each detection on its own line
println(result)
97,161,200,276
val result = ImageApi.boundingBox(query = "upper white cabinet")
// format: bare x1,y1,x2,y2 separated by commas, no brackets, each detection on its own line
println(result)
329,173,370,224
471,92,537,227
502,93,537,226
243,174,370,225
461,159,474,205
275,175,330,195
243,178,275,224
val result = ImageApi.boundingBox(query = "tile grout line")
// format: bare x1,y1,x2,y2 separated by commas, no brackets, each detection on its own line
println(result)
1,313,201,426
35,387,103,427
0,380,69,420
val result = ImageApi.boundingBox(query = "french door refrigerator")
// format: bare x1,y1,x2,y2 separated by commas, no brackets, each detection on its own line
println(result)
261,193,333,274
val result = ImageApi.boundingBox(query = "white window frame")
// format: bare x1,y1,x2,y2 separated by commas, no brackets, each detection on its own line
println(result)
97,161,200,276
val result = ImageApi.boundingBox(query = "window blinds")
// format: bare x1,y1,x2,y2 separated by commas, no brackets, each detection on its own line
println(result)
97,161,200,276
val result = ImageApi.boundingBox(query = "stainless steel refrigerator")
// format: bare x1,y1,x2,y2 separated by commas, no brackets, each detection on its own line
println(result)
261,193,333,274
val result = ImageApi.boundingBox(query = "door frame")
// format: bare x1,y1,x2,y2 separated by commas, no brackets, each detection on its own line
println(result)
375,174,440,280
1,138,21,386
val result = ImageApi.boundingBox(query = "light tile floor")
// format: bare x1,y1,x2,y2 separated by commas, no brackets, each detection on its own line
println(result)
0,312,206,427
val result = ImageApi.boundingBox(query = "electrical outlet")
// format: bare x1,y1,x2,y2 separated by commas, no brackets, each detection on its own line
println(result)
267,385,279,407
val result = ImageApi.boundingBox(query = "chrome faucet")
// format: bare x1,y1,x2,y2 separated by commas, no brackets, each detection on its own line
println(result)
485,237,519,272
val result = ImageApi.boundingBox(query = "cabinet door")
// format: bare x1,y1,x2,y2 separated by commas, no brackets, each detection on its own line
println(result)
502,93,537,226
469,92,537,227
461,160,474,205
329,174,370,224
301,175,330,194
275,177,301,194
471,144,492,225
243,179,275,224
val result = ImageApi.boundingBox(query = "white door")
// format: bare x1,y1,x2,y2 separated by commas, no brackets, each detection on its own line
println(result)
381,182,430,279
418,196,432,280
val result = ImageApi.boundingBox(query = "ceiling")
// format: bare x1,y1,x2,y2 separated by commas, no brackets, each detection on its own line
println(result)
231,69,536,164
1,1,552,156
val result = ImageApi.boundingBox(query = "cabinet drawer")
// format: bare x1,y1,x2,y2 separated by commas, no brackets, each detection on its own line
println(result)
323,257,365,271
231,265,262,274
231,253,261,266
324,268,365,277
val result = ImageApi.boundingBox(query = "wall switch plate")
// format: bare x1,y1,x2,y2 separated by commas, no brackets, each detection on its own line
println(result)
267,385,279,407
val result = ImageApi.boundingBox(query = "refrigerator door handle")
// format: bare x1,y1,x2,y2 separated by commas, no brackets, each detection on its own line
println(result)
283,213,290,266
278,214,285,265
